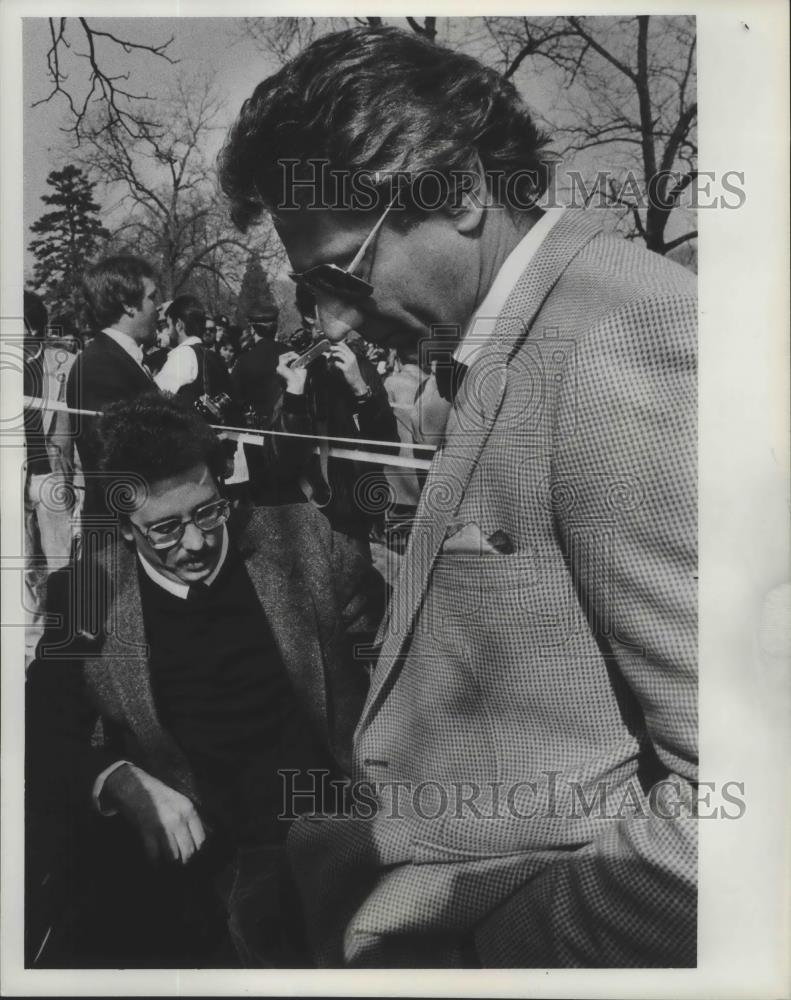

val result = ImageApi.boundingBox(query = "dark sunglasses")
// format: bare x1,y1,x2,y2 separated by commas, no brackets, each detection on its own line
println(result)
288,196,397,303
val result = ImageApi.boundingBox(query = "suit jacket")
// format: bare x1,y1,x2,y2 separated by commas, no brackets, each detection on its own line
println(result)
26,503,384,812
288,209,698,967
66,332,154,514
229,338,282,425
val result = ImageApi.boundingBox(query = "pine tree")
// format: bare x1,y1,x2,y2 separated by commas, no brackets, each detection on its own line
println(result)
28,165,109,326
236,255,277,325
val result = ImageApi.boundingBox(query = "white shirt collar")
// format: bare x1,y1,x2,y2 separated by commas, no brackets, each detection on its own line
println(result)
454,206,566,367
136,524,229,600
177,336,203,348
103,327,146,367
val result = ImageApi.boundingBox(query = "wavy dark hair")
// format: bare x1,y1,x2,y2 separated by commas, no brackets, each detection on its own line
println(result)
218,26,551,231
165,294,206,341
98,391,227,486
82,254,157,329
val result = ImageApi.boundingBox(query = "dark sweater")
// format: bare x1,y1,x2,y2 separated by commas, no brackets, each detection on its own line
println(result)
138,544,333,846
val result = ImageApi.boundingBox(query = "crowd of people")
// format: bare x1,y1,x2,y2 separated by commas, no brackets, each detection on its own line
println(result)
22,254,432,966
23,24,698,973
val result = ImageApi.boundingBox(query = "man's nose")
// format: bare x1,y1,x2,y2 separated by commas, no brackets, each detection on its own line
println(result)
180,521,206,552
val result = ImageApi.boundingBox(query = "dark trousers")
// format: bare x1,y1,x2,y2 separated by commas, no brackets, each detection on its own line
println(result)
27,809,308,969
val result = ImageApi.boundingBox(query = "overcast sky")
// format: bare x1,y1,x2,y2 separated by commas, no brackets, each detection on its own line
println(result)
22,15,695,277
23,18,288,269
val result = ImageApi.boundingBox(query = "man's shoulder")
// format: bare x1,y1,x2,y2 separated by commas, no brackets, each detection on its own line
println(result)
525,209,696,304
72,334,124,374
520,218,696,345
236,501,331,551
166,340,198,363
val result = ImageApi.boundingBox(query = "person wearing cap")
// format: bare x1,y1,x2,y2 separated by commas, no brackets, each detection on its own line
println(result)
228,304,282,427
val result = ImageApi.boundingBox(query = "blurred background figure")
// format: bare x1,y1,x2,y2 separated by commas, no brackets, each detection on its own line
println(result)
23,290,79,668
144,300,173,376
381,348,427,548
219,334,240,374
276,289,399,558
203,314,218,352
238,327,254,353
230,305,282,429
214,313,230,350
47,313,81,355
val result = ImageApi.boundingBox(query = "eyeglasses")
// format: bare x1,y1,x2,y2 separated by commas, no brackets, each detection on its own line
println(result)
288,195,397,303
132,498,231,551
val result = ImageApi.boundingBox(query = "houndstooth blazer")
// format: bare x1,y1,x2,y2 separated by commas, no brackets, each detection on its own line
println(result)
288,209,698,968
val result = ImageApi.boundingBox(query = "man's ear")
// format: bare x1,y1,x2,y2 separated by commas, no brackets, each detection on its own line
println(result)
120,519,135,544
448,158,487,235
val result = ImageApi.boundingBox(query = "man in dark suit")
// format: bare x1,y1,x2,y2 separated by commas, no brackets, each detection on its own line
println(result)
229,305,282,423
26,392,383,967
66,255,159,517
218,26,698,968
228,305,307,504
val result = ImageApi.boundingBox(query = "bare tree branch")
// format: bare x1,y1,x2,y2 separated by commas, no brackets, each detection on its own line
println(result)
663,230,698,252
32,18,177,143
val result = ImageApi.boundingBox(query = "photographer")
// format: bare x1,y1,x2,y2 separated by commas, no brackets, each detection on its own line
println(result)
275,289,399,556
155,295,230,410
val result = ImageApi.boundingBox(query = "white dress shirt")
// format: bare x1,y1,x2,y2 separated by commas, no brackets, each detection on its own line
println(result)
103,327,149,373
454,206,566,366
154,336,202,395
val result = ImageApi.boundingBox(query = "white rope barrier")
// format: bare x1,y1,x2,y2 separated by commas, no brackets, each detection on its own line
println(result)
23,396,436,472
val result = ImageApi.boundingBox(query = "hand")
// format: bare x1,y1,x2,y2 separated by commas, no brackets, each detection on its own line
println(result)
277,351,308,395
101,763,207,864
328,342,367,396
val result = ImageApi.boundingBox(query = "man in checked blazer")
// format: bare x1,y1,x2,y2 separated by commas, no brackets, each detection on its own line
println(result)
219,26,698,968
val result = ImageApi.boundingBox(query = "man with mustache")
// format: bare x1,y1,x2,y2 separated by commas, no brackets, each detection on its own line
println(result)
25,392,383,967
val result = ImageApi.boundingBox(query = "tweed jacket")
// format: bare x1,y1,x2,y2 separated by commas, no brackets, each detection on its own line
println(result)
26,503,382,808
288,209,698,967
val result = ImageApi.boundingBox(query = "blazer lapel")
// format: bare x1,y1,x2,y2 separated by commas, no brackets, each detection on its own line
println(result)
96,543,198,798
238,509,331,745
357,209,604,736
96,332,153,388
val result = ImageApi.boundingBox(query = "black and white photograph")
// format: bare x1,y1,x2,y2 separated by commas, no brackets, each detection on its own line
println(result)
1,2,788,996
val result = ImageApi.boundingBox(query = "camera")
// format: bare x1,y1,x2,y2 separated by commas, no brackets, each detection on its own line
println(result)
195,392,234,425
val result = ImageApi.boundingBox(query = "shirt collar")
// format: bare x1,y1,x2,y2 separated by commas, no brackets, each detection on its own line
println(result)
454,206,566,367
179,336,203,348
136,524,229,600
103,327,145,366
